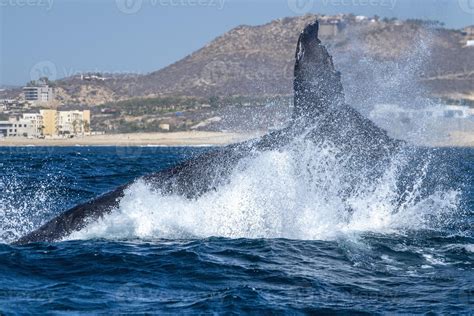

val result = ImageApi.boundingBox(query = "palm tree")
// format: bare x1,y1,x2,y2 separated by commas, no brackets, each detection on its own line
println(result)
72,120,78,135
83,120,90,134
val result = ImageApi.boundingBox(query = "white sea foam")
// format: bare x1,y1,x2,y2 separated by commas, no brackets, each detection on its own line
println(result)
464,244,474,253
69,139,461,242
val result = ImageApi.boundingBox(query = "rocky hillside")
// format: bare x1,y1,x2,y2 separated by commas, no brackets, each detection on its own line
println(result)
5,14,474,105
133,15,474,101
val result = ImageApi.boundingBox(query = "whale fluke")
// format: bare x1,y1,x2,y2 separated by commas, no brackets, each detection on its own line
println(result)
293,21,344,123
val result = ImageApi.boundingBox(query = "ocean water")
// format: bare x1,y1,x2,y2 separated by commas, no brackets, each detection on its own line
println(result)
0,146,472,314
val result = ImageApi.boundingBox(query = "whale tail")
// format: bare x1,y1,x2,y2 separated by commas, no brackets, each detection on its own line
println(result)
293,21,345,123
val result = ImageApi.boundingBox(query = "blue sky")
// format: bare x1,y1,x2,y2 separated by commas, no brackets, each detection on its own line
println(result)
1,0,473,86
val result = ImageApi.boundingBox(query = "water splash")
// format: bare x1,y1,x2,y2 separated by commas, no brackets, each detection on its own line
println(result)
0,175,60,243
69,140,461,242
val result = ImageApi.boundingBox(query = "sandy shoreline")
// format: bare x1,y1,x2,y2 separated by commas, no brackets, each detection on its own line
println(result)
0,132,261,147
0,131,472,147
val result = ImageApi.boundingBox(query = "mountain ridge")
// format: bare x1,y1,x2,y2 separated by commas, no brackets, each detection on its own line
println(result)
3,14,473,105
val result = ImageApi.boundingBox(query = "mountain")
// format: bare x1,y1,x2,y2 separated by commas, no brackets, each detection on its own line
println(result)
131,15,474,102
4,15,474,105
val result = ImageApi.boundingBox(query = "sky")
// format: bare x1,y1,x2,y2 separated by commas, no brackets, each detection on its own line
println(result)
1,0,473,86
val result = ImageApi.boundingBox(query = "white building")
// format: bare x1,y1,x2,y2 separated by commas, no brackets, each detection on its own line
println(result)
58,110,91,135
0,117,39,138
0,120,13,137
355,15,368,22
0,110,91,138
22,113,44,137
81,74,106,81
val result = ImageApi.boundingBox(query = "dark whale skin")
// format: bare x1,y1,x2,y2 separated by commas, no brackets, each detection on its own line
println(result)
14,21,401,245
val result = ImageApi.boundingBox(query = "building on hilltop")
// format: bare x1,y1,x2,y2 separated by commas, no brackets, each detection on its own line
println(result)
318,23,339,37
23,85,54,106
462,26,474,46
317,17,346,38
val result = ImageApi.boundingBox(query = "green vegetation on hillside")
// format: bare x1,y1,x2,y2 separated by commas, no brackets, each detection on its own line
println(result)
98,96,205,116
91,95,291,133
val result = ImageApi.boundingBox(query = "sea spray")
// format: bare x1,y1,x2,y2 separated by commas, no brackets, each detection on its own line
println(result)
69,139,461,242
0,175,58,243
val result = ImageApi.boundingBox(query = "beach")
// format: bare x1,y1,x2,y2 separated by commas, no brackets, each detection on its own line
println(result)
0,130,472,147
0,131,261,147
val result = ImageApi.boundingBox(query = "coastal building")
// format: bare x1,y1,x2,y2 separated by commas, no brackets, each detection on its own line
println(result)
22,113,44,137
0,120,14,137
39,109,91,136
0,117,38,138
0,110,90,138
40,109,58,136
23,85,54,105
58,110,91,135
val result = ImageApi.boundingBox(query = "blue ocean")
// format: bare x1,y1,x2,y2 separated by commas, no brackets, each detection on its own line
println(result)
0,146,472,314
